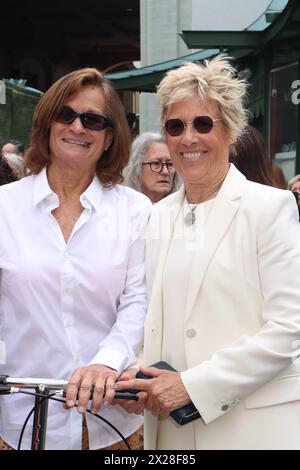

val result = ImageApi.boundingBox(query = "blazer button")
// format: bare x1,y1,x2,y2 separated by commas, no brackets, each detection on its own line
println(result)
186,329,196,338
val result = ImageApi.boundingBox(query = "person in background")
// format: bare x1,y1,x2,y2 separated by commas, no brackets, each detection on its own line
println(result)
0,154,18,185
126,112,137,131
2,152,24,179
0,67,151,450
1,139,25,157
288,174,300,196
229,125,274,186
116,55,300,450
123,132,179,203
1,139,25,179
288,174,300,217
271,164,287,189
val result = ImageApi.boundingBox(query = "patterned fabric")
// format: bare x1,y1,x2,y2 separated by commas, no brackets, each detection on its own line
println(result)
0,437,13,450
81,415,90,450
81,416,143,451
0,425,144,451
101,426,144,451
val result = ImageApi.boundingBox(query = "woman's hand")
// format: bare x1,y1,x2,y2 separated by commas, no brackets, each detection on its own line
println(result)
65,364,118,414
112,368,147,414
115,366,191,418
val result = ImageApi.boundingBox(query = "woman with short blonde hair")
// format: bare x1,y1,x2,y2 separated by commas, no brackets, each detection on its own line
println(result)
116,54,300,450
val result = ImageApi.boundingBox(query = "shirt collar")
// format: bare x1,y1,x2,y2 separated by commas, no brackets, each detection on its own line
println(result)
81,174,103,212
33,167,104,212
33,167,55,206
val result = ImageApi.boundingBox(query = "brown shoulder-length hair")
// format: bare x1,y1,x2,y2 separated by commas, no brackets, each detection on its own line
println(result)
229,125,274,186
24,68,131,187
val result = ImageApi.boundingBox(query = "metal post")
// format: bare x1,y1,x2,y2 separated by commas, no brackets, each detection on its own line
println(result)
31,385,49,450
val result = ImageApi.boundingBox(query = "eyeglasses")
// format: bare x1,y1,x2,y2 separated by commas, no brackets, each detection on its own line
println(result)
164,116,221,136
142,161,175,173
56,106,112,131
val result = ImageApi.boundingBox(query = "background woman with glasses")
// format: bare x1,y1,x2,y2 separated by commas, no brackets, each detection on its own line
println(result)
123,132,179,203
116,55,300,450
0,68,151,450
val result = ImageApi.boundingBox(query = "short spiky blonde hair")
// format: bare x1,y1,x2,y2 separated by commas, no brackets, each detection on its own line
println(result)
157,54,248,141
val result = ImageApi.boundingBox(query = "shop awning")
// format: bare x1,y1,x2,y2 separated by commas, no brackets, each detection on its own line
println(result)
105,49,219,92
181,0,294,50
106,0,295,93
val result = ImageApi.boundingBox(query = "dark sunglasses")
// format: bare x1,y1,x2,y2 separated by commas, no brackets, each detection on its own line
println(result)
164,116,221,136
56,106,112,131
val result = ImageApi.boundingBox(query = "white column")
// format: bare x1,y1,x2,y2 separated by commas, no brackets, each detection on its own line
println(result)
139,0,272,133
140,0,192,133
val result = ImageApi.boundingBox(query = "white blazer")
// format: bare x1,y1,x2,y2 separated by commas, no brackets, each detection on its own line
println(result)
143,165,300,449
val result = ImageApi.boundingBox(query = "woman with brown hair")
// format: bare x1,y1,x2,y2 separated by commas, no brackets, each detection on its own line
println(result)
0,68,151,450
229,125,275,186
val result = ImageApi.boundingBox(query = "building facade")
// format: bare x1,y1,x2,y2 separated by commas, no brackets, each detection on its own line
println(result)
139,0,272,132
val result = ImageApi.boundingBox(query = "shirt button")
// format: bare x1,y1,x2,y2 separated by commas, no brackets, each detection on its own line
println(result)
186,329,196,338
221,404,229,411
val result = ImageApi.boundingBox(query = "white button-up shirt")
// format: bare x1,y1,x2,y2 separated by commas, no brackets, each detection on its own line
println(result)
0,168,151,449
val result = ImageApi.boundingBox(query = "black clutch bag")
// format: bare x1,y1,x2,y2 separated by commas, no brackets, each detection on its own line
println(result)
135,360,201,425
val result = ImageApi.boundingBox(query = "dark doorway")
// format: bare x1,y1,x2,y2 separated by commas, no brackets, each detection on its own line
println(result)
0,0,140,90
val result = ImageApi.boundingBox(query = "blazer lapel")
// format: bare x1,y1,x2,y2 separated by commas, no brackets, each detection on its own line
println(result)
144,187,185,363
185,165,246,319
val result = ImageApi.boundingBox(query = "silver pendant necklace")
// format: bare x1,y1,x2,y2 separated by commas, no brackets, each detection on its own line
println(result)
184,198,197,226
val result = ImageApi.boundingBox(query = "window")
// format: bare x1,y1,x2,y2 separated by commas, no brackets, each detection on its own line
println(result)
270,62,298,179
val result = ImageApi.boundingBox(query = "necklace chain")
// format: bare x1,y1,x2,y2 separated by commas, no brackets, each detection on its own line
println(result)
187,200,197,213
184,195,197,226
